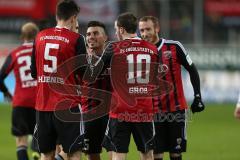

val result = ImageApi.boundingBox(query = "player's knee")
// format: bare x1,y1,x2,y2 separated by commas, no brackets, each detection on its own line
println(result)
140,150,153,160
16,136,28,147
154,153,164,159
41,151,55,159
88,153,101,160
169,153,182,160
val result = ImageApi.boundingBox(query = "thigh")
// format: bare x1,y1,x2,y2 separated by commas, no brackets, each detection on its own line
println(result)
132,121,155,153
154,121,169,153
55,107,85,154
34,111,57,153
168,110,187,153
84,115,108,154
11,107,36,136
102,118,131,153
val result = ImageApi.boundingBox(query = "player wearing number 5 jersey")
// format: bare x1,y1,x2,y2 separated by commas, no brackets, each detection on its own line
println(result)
0,22,39,160
30,1,86,160
101,12,160,160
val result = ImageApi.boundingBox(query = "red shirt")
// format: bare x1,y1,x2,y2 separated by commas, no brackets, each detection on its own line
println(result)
31,27,86,111
0,42,37,108
106,38,159,122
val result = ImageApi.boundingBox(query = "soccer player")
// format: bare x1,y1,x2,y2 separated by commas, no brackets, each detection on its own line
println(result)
139,16,205,160
101,12,159,160
0,22,39,160
30,1,86,160
81,21,111,160
234,91,240,119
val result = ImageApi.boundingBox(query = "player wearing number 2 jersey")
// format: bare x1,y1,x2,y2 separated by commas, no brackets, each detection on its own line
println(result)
0,22,39,160
30,1,86,160
101,12,159,160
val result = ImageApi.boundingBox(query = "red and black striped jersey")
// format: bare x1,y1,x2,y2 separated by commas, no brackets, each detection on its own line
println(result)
153,39,193,112
0,42,37,108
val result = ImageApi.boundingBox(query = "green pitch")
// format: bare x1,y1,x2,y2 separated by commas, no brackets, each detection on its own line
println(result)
1,103,240,160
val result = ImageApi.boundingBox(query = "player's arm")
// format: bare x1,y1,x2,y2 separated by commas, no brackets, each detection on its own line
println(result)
176,42,205,113
0,54,13,101
30,41,37,79
234,92,240,119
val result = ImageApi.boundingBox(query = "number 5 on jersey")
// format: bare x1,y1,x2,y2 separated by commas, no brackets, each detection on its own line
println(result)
44,43,59,73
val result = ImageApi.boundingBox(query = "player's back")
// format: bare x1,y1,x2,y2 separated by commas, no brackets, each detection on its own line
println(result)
34,27,86,111
9,43,36,108
109,38,158,122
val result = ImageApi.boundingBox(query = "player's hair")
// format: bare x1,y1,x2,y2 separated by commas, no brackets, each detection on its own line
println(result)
87,21,107,35
139,16,160,28
117,12,137,34
20,22,39,41
56,0,80,21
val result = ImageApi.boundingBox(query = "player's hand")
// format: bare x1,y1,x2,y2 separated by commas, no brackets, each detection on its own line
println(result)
4,91,12,103
191,94,205,113
234,106,240,119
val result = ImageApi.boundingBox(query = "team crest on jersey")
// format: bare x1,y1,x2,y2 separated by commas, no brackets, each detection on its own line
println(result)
163,50,172,59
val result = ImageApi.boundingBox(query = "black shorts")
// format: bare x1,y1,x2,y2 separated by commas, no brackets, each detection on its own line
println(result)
102,118,155,153
12,107,36,136
154,110,187,154
33,107,84,154
83,115,109,154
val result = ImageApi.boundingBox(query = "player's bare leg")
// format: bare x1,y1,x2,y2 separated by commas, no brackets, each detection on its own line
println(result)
112,152,127,160
88,153,100,160
169,153,182,160
154,153,164,160
139,150,153,160
40,151,55,160
108,151,113,160
55,145,67,160
68,150,82,160
16,135,29,160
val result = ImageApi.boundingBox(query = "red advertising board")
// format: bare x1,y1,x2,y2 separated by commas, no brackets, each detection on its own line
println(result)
0,0,57,19
205,0,240,16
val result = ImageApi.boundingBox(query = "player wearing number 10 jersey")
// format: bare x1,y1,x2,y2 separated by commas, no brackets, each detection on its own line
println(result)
0,22,39,160
101,12,160,160
30,1,86,159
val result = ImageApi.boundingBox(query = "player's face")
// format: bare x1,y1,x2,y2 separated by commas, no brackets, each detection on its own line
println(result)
86,26,107,50
139,20,159,44
114,21,123,41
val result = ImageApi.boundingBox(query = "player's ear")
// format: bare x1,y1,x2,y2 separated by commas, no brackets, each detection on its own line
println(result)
155,25,160,33
120,27,125,34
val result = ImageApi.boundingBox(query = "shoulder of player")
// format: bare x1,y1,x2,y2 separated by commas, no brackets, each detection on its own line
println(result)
163,39,187,55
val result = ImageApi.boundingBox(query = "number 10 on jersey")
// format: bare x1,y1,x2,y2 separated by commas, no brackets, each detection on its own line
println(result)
127,54,151,84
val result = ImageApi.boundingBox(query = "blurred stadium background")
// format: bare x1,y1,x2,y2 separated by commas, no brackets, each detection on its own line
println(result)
0,0,239,159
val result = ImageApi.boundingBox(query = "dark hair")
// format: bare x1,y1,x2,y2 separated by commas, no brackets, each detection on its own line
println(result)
117,12,137,34
87,21,107,35
56,0,80,21
139,16,160,28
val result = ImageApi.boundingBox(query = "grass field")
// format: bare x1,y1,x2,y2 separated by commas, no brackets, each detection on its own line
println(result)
1,103,240,160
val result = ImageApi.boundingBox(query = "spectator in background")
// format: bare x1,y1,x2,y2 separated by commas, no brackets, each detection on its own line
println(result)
0,22,39,160
234,92,240,119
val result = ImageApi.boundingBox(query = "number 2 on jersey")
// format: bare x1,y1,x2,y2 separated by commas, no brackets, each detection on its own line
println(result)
127,54,151,84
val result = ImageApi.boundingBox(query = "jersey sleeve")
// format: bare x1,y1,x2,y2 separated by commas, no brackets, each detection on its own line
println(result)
0,54,13,93
176,41,201,97
30,41,37,79
76,34,87,55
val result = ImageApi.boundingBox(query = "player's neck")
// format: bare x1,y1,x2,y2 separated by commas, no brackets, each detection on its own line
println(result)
56,21,71,30
89,47,104,56
153,36,160,45
122,33,137,40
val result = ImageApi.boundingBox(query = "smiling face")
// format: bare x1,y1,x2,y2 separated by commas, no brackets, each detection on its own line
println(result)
139,19,159,44
86,26,107,51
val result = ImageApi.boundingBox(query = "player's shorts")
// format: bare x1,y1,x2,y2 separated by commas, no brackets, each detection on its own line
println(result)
11,107,36,136
33,107,84,154
154,110,187,154
102,118,155,153
83,115,109,154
